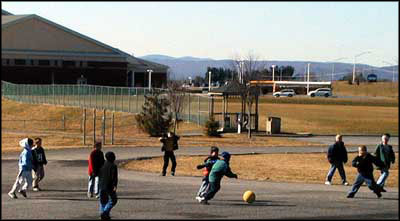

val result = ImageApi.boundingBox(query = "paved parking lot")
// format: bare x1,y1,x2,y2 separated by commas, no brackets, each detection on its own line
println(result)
2,136,398,219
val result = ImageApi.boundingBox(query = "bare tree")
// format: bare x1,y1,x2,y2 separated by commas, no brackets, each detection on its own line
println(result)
230,51,263,138
166,80,186,133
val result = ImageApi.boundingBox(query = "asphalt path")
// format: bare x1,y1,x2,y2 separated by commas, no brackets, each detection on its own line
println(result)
2,136,398,219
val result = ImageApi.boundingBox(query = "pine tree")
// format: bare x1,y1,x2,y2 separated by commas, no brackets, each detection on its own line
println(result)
204,116,221,137
135,91,172,137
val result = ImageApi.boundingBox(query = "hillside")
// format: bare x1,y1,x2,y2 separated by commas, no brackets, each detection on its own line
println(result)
139,54,398,81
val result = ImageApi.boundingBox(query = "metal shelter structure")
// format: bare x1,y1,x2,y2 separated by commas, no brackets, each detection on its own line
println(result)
208,80,259,132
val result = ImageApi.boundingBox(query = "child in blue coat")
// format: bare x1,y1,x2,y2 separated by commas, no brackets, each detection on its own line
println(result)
195,146,219,200
198,151,238,204
8,138,34,199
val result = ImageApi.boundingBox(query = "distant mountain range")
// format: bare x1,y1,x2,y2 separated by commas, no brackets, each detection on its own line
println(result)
139,54,398,81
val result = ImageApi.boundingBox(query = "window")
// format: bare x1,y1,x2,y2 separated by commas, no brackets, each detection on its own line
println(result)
38,60,50,66
15,59,26,65
62,60,75,67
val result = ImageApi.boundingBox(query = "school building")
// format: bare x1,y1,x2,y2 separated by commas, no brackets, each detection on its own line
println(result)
1,9,168,87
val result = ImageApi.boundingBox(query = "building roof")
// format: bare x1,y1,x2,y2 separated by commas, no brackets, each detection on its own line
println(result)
210,80,246,95
2,9,13,15
2,12,168,72
2,14,32,26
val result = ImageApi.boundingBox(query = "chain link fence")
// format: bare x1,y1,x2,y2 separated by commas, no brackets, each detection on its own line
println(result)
2,80,211,126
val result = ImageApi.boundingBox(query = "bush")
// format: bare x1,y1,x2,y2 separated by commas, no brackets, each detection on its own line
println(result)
204,116,221,137
135,91,172,137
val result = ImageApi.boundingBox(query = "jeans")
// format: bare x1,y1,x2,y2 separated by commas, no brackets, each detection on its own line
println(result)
197,176,209,197
32,165,45,188
376,168,389,188
162,151,176,175
88,175,99,195
348,173,380,196
99,190,118,216
326,162,346,183
203,180,221,201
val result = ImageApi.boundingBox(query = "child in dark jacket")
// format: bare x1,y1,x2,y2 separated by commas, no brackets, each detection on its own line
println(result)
374,133,395,192
88,141,105,198
32,137,47,191
198,151,238,204
159,132,179,176
347,145,385,198
195,146,220,200
98,151,118,220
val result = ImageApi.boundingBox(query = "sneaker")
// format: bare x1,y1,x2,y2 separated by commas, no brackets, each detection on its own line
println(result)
325,181,332,185
33,187,39,192
100,213,110,220
95,194,100,199
343,182,349,186
160,173,166,176
346,194,354,198
197,196,205,203
8,192,17,199
18,190,27,198
200,199,209,205
381,187,387,192
375,191,382,198
171,172,175,176
87,192,93,198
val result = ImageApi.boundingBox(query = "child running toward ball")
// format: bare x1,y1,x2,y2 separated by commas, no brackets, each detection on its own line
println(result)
347,145,385,198
195,146,220,200
198,151,238,204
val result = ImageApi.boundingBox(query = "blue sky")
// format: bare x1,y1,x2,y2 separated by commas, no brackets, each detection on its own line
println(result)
2,2,398,67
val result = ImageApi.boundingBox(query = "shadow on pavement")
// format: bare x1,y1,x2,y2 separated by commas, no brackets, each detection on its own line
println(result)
118,197,170,201
214,199,296,207
41,189,86,193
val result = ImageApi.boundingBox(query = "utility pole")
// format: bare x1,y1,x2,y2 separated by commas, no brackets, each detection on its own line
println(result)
353,51,371,84
147,69,153,90
208,71,212,91
271,65,276,81
307,63,310,94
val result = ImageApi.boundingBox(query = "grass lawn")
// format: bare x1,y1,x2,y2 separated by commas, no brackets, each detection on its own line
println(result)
2,94,398,152
122,152,398,187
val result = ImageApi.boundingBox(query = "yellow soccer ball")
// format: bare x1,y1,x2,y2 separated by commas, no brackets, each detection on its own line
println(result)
243,190,256,203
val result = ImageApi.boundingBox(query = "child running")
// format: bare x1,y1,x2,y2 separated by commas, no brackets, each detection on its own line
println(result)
195,146,220,200
8,138,34,199
88,141,105,198
347,145,385,198
198,151,238,204
32,137,48,191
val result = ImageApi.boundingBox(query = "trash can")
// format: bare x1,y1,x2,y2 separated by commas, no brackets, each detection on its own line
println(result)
266,116,281,134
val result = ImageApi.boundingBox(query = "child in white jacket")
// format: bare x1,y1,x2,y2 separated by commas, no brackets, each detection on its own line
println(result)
8,138,34,199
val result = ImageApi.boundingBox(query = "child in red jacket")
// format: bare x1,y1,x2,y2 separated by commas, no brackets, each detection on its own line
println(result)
88,141,105,198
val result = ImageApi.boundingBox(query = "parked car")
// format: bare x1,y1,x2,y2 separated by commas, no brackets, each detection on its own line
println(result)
273,89,295,97
307,88,332,97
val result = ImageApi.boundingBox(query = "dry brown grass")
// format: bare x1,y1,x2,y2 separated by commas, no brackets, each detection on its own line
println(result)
122,152,398,187
332,81,398,98
2,93,398,153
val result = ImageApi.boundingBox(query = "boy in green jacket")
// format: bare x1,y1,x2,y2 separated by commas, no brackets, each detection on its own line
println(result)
374,133,395,192
198,151,238,204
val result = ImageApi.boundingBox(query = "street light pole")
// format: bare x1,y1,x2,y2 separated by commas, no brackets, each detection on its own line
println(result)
271,65,276,81
382,61,396,83
353,51,371,84
208,71,212,91
307,63,310,94
147,69,153,90
331,57,347,82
